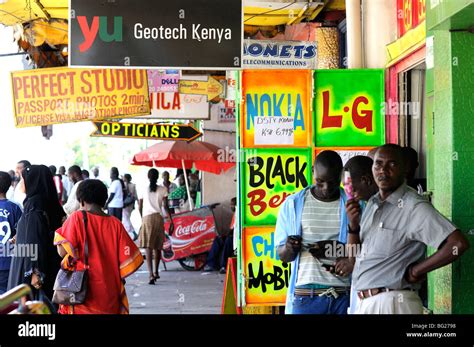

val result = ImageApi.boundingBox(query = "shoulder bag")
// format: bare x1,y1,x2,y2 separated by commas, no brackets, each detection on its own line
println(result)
52,210,89,305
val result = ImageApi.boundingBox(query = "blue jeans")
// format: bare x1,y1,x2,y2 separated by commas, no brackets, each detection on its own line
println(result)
292,292,350,314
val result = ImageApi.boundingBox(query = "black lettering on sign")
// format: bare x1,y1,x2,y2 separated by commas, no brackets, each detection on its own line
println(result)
92,121,201,142
248,155,308,189
248,261,290,293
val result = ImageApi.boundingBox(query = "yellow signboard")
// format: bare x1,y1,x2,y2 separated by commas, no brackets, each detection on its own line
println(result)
243,226,289,306
11,67,150,128
178,76,223,101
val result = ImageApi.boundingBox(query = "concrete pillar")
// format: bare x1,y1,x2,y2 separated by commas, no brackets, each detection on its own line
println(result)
346,0,362,68
362,0,398,68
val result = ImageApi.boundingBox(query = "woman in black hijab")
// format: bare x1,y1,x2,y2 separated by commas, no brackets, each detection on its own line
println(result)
7,165,66,305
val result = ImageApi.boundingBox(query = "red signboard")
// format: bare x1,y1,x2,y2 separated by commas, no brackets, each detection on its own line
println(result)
397,0,425,37
162,207,217,262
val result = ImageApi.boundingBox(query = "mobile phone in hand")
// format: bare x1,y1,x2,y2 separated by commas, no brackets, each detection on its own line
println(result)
343,170,353,200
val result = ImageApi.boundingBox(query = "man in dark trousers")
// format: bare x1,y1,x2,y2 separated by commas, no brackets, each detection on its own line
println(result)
346,144,469,314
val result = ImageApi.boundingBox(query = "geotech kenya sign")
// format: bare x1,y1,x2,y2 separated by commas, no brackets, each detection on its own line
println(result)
70,0,242,68
91,121,202,142
11,67,149,128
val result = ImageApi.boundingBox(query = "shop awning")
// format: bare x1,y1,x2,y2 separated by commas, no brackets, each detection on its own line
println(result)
244,0,327,26
0,0,67,26
386,21,426,68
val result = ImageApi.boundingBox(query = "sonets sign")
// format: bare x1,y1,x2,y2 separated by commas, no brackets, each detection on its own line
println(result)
70,0,242,69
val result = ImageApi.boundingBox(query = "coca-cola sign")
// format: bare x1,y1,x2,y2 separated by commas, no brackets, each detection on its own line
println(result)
175,219,209,238
163,207,217,261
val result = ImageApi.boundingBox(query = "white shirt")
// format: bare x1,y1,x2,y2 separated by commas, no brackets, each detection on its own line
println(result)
11,183,26,210
108,180,124,208
63,181,82,216
62,175,72,196
138,185,168,218
296,190,349,287
6,186,14,201
6,185,22,210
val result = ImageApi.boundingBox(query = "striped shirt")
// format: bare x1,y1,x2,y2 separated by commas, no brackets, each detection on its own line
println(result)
296,189,350,287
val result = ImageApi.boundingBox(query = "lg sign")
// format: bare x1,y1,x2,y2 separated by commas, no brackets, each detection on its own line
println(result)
77,16,123,52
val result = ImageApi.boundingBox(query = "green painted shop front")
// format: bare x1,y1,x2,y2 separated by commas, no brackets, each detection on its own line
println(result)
426,0,474,313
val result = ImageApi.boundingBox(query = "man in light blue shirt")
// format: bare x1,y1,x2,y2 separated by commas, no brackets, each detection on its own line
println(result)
275,150,353,314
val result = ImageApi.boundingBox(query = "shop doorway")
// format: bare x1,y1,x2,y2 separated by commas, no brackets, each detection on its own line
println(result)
398,62,427,192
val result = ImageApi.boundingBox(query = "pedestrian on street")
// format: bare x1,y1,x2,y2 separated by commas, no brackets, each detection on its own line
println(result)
106,167,124,221
54,179,143,314
9,160,31,209
123,173,138,241
162,171,177,194
58,166,70,205
0,172,22,294
82,169,90,180
138,169,173,285
49,165,64,205
346,144,469,314
63,165,83,216
8,165,65,309
168,174,188,213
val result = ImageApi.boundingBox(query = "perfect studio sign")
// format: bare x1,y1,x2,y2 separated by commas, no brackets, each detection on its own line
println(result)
70,0,242,69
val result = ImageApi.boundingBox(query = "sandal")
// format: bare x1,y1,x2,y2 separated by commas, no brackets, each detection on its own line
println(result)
153,272,160,280
148,276,155,285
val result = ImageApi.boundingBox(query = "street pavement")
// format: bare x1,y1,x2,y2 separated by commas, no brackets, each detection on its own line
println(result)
126,260,225,314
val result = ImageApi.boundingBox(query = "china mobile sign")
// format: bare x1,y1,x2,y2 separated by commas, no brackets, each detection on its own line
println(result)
162,208,217,262
69,0,242,69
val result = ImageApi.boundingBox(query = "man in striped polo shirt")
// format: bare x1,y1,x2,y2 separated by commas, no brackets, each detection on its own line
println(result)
275,150,353,314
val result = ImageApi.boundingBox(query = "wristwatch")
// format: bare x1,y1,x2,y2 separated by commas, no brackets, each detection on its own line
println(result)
347,225,360,234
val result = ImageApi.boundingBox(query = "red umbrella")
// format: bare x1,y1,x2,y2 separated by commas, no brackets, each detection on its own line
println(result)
131,141,235,174
131,141,235,210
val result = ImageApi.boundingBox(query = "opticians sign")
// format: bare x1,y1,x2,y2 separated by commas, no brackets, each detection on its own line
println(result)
91,121,202,142
70,0,242,69
313,69,385,147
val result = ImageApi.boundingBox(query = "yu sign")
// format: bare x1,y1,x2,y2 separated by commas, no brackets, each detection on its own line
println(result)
70,0,242,69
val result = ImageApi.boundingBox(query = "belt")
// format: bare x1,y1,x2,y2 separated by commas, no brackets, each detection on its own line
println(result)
294,287,349,299
357,287,415,300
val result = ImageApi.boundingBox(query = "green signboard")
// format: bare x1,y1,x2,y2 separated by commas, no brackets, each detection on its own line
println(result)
241,148,312,226
313,69,385,147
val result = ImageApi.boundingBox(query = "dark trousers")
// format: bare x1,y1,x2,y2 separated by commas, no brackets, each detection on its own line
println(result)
0,270,9,295
206,236,233,270
108,207,123,221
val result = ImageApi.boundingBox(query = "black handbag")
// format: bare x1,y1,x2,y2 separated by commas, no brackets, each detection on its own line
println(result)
52,210,89,305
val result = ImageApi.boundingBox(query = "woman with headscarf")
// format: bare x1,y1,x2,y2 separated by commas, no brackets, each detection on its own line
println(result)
7,165,66,306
